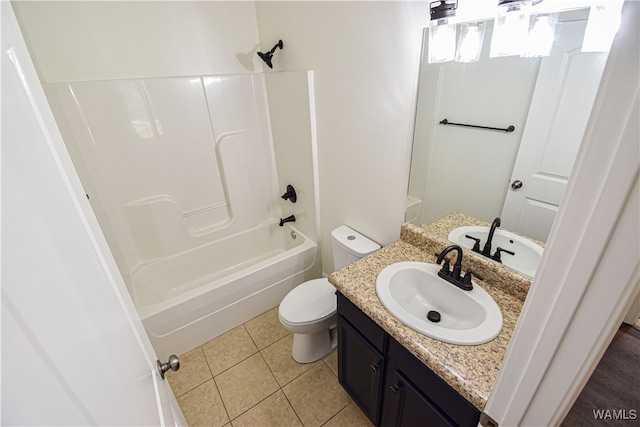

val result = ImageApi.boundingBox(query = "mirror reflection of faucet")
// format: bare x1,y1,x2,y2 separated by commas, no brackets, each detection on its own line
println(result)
463,217,516,264
481,217,501,257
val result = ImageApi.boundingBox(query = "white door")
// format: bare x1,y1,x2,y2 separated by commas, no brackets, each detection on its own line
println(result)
501,22,608,242
1,3,185,425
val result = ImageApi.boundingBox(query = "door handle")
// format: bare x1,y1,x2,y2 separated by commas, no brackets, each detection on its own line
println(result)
157,355,180,379
511,180,523,190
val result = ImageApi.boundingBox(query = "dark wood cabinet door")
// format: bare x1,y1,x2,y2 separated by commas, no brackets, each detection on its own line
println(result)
338,315,385,425
382,370,455,427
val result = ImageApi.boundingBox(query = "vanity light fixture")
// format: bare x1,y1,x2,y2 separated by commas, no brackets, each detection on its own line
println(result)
455,21,487,62
428,0,458,63
490,0,535,58
582,2,623,53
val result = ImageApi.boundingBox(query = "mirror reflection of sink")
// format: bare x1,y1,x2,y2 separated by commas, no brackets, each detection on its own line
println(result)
448,226,543,277
376,262,503,345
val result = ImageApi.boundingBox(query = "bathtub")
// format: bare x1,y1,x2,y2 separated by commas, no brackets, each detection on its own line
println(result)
132,223,318,359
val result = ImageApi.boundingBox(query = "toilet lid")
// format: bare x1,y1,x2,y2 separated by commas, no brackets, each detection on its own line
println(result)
280,278,337,324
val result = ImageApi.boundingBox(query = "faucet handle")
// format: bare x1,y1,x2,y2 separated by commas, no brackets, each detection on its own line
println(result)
438,258,451,276
492,247,515,263
464,235,481,252
461,269,483,291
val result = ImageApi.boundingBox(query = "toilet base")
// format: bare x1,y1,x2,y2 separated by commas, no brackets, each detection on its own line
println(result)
291,327,338,363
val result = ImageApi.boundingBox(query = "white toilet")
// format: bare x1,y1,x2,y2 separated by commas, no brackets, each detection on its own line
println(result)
278,225,380,363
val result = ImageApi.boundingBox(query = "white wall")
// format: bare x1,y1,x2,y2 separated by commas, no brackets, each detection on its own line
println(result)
255,1,425,273
12,1,263,82
266,71,320,243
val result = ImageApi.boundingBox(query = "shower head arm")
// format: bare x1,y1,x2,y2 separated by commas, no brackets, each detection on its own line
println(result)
265,40,283,55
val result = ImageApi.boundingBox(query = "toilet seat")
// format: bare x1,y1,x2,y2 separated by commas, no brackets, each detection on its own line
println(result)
279,278,337,327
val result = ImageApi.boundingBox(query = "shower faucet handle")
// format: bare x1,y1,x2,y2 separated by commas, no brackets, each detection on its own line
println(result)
281,185,297,203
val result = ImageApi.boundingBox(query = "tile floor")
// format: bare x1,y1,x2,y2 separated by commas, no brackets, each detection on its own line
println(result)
166,307,374,427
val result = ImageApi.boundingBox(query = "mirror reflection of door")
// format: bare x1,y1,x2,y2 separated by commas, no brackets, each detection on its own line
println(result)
501,22,608,242
407,10,610,246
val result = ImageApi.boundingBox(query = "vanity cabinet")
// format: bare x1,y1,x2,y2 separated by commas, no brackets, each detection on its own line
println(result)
337,291,387,425
337,292,480,427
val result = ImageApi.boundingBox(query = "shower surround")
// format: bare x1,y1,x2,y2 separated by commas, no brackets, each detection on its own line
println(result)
45,72,321,357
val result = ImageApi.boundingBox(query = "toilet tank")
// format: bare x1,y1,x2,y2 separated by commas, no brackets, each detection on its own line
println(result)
331,225,381,271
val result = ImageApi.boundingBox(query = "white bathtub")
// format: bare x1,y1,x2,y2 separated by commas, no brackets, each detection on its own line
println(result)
132,223,318,359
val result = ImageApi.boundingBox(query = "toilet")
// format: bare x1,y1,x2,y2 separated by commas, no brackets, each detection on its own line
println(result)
278,225,380,363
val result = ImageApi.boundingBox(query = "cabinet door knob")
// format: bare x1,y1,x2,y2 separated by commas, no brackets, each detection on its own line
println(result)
390,384,400,393
369,363,380,372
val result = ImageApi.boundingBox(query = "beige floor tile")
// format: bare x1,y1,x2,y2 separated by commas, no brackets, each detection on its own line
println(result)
244,306,290,349
261,334,318,387
202,325,258,376
323,349,338,377
177,379,229,427
215,353,280,419
231,390,302,427
167,347,212,397
282,363,350,427
323,402,374,427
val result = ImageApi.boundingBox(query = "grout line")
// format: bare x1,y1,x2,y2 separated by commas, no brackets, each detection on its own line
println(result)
200,344,216,379
319,405,345,427
279,385,305,427
210,376,232,425
242,323,261,351
169,347,212,398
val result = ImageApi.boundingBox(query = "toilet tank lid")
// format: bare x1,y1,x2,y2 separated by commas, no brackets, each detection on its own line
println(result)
331,225,381,257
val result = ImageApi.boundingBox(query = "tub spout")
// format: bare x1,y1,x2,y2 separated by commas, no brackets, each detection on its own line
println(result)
279,215,296,226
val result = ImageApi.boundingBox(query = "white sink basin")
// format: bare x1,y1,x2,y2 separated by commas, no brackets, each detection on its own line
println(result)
376,262,503,345
448,226,543,277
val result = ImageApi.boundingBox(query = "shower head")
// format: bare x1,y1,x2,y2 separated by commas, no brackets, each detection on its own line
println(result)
257,40,283,69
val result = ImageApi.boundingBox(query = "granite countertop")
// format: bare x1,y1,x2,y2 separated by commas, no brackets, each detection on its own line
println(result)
328,222,532,411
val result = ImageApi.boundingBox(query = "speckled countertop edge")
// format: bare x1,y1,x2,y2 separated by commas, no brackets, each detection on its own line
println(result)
328,224,530,411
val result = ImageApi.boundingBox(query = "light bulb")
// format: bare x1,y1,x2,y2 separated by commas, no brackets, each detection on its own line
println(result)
524,14,556,57
429,18,457,63
456,22,486,62
490,0,533,58
582,2,623,53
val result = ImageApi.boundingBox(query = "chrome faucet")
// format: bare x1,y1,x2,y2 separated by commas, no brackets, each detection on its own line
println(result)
436,245,481,291
481,217,501,257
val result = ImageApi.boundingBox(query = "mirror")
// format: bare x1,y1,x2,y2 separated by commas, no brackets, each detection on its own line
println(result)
406,7,612,274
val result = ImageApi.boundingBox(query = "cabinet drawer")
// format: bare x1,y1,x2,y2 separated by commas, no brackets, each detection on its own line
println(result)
337,292,386,353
